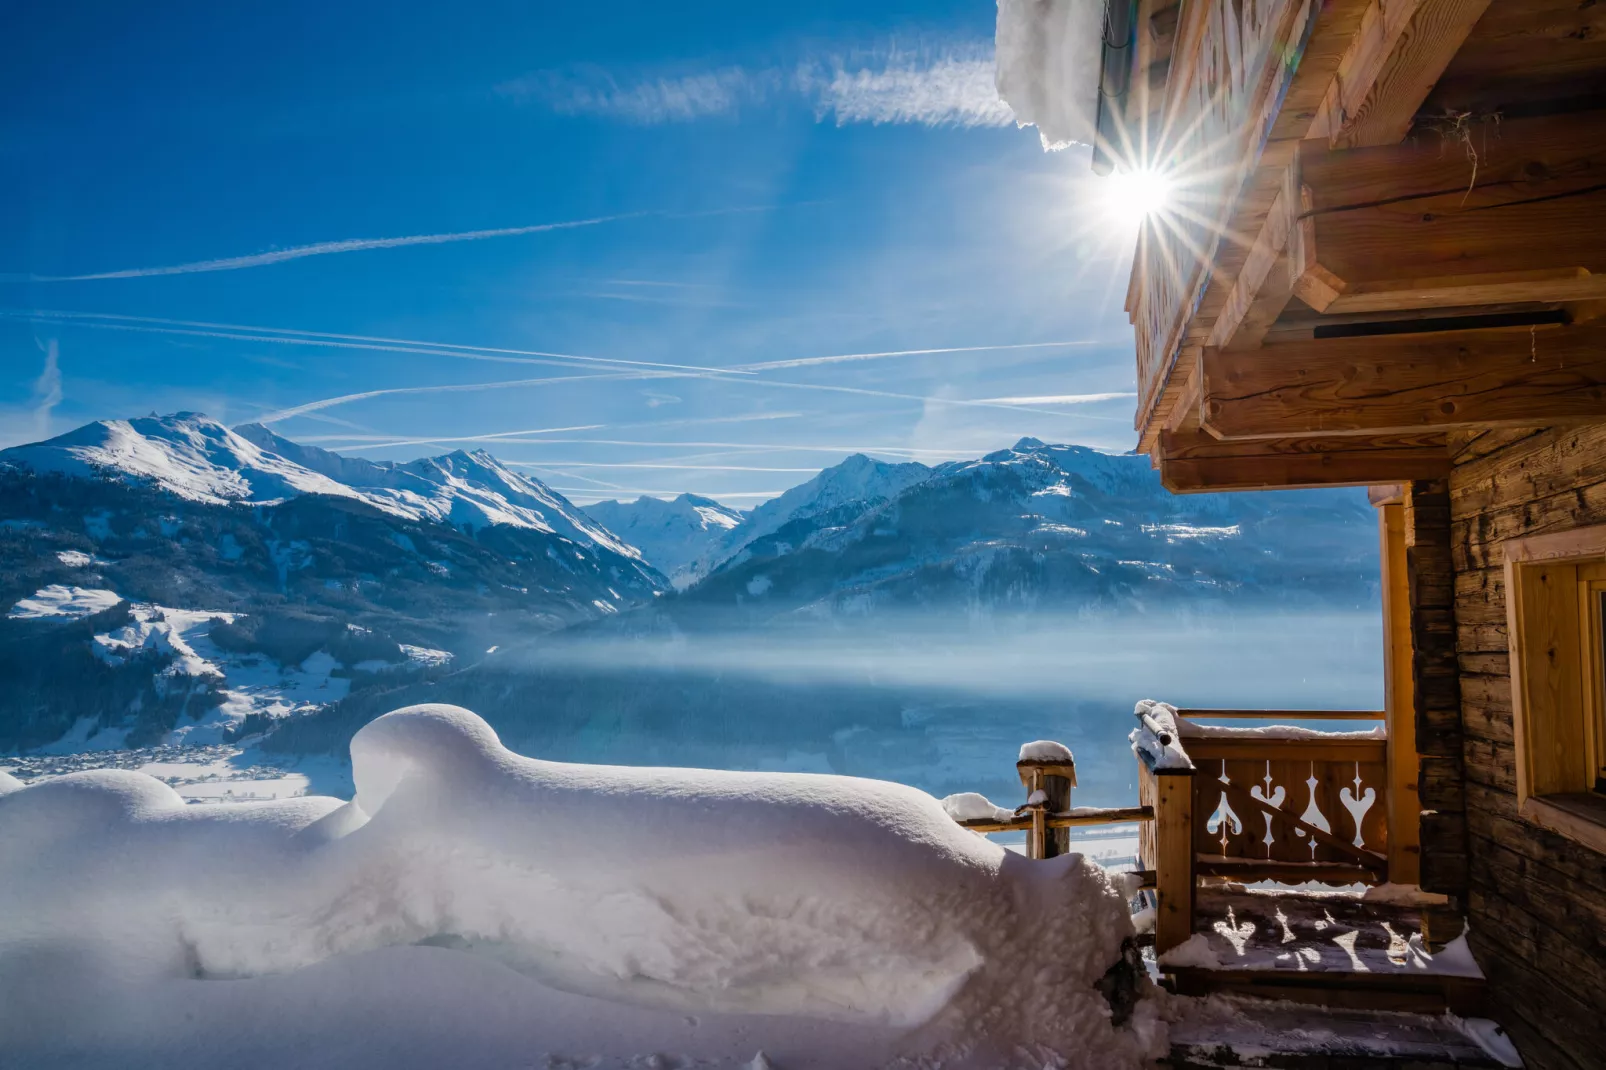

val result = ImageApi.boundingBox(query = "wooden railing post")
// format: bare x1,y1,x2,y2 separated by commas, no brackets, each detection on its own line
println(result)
1152,764,1196,955
1133,703,1197,956
1018,746,1077,860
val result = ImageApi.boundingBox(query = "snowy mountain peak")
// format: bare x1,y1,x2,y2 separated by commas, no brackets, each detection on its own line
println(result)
1,413,369,508
6,414,639,559
677,453,934,583
585,492,746,588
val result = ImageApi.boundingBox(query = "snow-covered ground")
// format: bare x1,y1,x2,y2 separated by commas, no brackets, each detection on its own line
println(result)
6,582,378,746
6,584,122,620
0,743,354,802
0,704,1164,1069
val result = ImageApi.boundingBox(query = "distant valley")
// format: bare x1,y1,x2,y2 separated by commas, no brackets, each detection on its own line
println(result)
0,414,1384,801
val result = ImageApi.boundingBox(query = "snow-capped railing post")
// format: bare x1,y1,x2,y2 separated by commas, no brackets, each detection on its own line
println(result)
1017,741,1077,860
1130,701,1196,955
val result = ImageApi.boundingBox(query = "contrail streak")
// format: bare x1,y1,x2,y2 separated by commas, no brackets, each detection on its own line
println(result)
333,438,962,457
255,375,671,424
21,215,644,281
737,340,1104,370
289,411,806,452
7,310,745,375
971,392,1135,405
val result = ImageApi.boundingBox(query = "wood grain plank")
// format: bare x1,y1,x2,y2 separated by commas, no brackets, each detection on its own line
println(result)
1159,428,1449,491
1201,323,1606,440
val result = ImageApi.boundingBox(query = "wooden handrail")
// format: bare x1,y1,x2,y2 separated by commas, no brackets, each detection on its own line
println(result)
1185,736,1386,763
1176,708,1385,720
955,804,1155,834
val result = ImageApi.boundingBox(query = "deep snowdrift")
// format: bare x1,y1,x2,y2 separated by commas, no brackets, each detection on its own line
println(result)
0,704,1162,1068
995,0,1105,150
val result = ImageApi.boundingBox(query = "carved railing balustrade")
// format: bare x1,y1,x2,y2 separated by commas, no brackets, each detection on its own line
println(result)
1134,705,1392,953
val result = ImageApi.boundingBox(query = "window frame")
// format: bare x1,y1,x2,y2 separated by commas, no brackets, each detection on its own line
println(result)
1505,524,1606,856
1579,562,1606,793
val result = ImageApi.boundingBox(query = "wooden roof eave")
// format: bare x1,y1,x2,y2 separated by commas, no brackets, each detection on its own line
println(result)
1131,0,1498,455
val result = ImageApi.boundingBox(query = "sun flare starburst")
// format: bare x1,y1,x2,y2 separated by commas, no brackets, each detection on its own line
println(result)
1100,167,1174,228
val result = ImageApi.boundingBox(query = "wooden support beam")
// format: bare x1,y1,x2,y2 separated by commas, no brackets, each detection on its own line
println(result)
1379,501,1422,885
1297,112,1606,314
1310,0,1493,149
1207,161,1306,352
1159,428,1449,492
1200,323,1606,440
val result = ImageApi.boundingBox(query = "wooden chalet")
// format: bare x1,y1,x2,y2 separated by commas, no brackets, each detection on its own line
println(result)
1084,0,1606,1062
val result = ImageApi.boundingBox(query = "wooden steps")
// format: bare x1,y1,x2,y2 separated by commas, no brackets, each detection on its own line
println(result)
1167,964,1484,1015
1161,885,1486,1015
1166,1001,1509,1068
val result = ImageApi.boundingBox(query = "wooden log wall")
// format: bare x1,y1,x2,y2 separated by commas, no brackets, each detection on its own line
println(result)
1406,479,1470,915
1450,424,1606,1070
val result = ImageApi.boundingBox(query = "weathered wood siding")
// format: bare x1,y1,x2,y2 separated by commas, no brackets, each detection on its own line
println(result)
1449,424,1606,1070
1407,478,1469,910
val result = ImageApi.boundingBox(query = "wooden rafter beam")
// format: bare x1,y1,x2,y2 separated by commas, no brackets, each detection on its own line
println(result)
1310,0,1493,149
1159,429,1449,492
1299,111,1606,314
1130,0,1378,450
1199,322,1606,440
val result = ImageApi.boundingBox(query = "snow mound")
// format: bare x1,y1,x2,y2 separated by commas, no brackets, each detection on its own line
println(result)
0,704,1162,1066
1130,700,1193,771
995,0,1105,150
1180,720,1387,741
7,584,122,620
940,791,1017,823
1020,739,1074,762
1157,933,1222,969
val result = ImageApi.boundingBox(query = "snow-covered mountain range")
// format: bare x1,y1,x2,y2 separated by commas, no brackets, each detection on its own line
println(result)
0,416,1380,757
1,414,637,557
606,437,1377,624
265,437,1382,765
0,413,665,751
585,453,933,588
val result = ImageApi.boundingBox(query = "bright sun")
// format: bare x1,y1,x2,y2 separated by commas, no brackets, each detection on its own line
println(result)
1101,167,1173,228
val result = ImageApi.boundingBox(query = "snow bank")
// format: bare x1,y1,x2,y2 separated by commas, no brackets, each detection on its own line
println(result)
941,791,1017,823
1019,738,1074,762
7,584,122,620
1157,933,1222,969
995,0,1106,150
0,704,1164,1067
1179,721,1387,741
1404,932,1485,978
1130,699,1194,771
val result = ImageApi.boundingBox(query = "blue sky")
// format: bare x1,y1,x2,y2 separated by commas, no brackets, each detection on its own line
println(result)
3,0,1142,505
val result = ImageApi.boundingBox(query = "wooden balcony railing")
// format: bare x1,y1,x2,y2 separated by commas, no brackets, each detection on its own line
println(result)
1134,703,1392,953
938,705,1395,958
